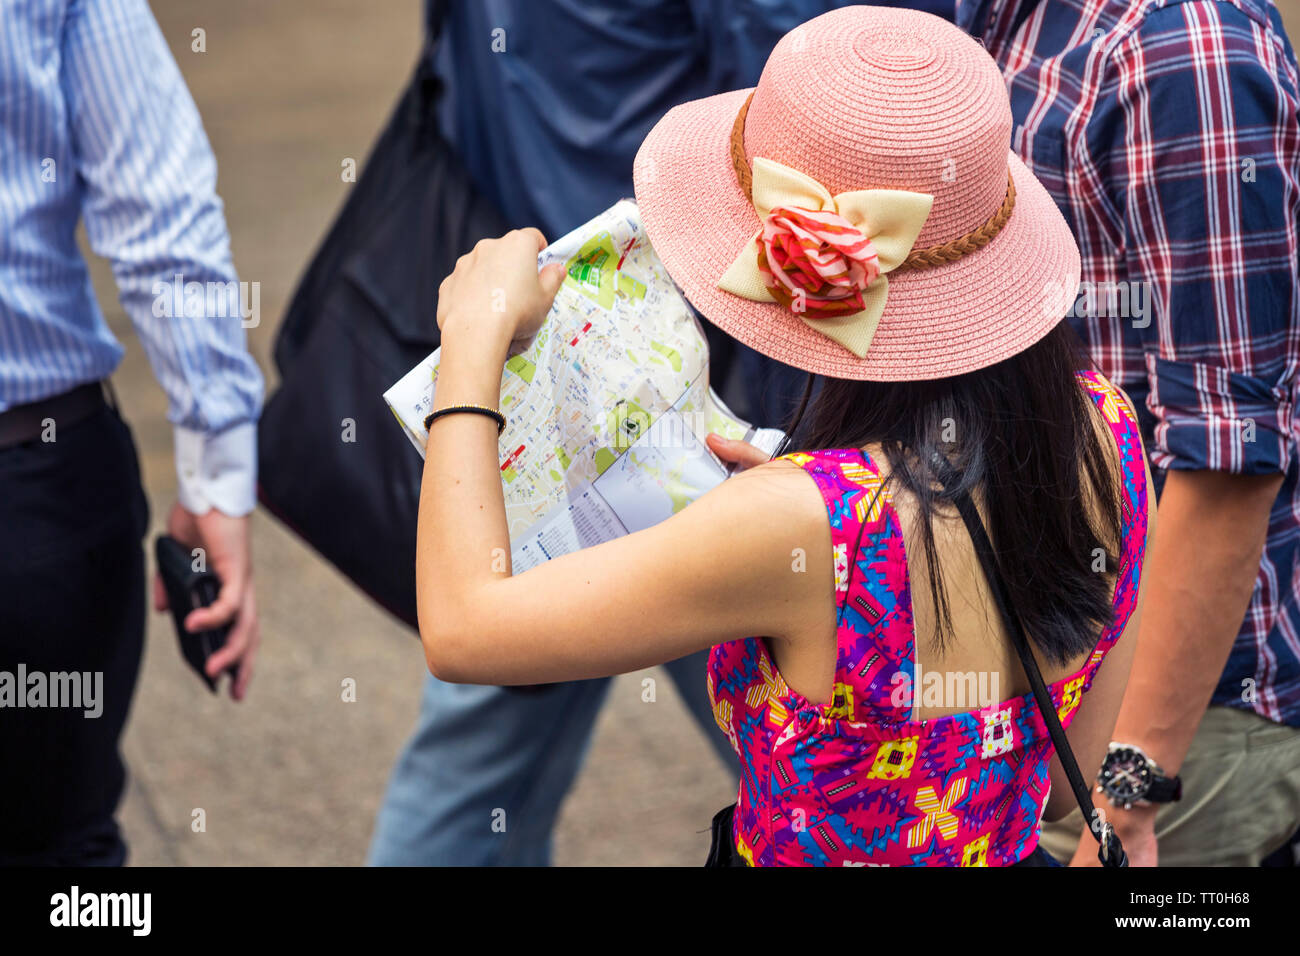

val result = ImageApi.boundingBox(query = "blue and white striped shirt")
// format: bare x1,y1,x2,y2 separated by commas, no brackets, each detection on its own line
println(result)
0,0,262,515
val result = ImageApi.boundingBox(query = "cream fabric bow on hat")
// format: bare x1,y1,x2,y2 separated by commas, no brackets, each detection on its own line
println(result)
718,157,934,358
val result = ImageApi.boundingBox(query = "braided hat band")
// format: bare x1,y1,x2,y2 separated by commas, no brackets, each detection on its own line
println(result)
729,91,1016,274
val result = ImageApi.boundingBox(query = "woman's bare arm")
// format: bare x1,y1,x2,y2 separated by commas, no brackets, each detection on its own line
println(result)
416,230,828,685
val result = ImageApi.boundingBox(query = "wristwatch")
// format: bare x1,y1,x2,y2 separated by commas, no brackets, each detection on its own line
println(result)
1096,742,1182,810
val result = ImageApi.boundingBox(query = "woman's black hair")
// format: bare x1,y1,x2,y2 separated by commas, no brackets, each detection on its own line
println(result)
781,321,1121,666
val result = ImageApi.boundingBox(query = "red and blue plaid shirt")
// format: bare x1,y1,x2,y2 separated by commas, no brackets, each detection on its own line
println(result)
959,0,1300,726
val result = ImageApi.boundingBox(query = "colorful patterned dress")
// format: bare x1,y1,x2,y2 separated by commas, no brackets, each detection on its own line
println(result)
706,370,1148,866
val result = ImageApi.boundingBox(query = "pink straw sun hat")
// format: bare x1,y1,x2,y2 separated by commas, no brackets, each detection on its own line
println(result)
633,6,1081,382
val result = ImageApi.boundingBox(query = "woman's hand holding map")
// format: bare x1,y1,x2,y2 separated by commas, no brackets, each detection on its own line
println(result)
436,228,567,360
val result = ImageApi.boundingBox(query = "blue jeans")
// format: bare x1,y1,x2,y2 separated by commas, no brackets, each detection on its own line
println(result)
367,650,735,866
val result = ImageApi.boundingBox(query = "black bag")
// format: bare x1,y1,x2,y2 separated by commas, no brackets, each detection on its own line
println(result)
258,12,508,629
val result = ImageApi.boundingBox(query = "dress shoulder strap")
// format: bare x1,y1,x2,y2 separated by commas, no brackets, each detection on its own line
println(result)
1076,368,1145,475
1074,369,1150,678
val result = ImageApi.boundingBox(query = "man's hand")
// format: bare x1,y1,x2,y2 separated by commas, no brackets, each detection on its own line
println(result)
1068,802,1158,867
154,501,260,700
706,433,772,471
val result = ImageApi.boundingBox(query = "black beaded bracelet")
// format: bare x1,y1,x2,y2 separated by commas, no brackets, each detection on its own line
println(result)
424,404,506,435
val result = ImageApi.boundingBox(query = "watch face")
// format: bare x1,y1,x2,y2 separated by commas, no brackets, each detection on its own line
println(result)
1100,747,1152,805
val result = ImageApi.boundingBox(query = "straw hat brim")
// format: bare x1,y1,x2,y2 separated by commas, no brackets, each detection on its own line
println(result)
633,88,1082,382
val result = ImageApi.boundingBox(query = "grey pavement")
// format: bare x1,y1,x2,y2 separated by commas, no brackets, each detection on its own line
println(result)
92,0,733,866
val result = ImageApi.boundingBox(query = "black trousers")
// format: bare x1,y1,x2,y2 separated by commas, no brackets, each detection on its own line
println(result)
0,401,148,865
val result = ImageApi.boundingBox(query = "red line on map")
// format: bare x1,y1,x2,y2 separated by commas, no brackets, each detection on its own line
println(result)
501,445,525,472
616,237,637,271
569,321,592,347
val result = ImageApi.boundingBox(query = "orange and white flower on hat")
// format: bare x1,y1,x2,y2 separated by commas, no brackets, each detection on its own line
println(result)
718,158,933,359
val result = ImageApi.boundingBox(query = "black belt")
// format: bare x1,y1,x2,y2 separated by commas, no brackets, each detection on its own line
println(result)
0,383,107,450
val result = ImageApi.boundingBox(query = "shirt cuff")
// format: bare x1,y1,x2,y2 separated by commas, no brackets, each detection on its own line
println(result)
1146,355,1293,475
174,422,258,517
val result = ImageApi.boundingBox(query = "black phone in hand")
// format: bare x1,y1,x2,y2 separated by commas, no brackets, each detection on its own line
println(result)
154,534,236,693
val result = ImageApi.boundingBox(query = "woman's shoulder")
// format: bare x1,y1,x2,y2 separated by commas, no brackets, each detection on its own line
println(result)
771,447,885,486
721,451,835,515
708,450,870,551
649,453,837,641
762,447,900,549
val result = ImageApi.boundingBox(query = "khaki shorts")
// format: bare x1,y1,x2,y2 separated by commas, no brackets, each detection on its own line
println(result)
1039,706,1300,866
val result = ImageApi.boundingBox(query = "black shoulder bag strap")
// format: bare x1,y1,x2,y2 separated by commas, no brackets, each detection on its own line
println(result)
929,454,1127,867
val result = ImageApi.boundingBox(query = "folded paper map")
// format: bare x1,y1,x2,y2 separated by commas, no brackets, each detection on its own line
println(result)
384,200,785,572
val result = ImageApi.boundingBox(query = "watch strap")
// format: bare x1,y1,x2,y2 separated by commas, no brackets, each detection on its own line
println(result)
1145,772,1182,803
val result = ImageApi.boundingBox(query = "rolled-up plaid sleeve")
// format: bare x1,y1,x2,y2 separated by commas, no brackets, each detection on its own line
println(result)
1087,2,1300,475
1145,355,1293,474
